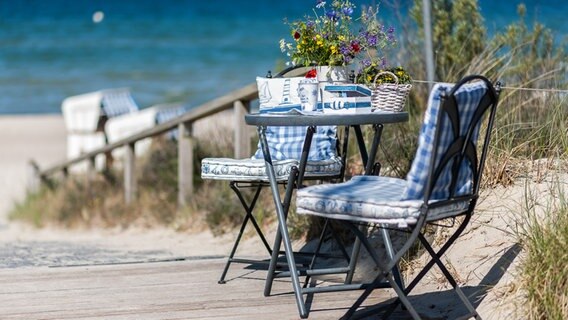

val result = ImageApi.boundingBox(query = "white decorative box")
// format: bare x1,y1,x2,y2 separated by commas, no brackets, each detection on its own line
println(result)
321,84,373,114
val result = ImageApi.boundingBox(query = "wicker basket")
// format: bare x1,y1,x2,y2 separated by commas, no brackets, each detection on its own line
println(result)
370,71,412,112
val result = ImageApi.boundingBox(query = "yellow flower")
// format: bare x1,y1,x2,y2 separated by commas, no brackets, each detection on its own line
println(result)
330,45,338,54
317,40,323,47
338,35,345,41
297,44,302,49
316,34,321,39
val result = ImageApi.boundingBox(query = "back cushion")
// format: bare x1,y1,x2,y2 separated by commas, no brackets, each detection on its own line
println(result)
253,77,337,161
403,81,488,200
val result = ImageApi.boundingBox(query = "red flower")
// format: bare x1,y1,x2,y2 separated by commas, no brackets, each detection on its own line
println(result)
351,42,360,53
294,31,301,40
305,69,317,78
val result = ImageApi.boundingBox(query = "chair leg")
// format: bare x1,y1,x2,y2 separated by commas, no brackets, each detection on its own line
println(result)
303,218,330,288
382,215,473,318
218,183,266,284
341,224,421,320
419,234,481,319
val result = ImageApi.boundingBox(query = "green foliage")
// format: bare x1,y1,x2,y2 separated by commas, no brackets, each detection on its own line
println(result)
410,0,486,81
489,4,567,87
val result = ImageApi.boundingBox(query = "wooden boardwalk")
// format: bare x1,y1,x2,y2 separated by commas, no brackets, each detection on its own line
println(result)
0,257,401,320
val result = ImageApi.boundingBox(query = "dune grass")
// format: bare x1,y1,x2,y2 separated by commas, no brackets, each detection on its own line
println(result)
516,178,568,319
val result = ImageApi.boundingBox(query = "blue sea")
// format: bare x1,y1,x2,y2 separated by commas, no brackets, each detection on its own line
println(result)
0,0,565,114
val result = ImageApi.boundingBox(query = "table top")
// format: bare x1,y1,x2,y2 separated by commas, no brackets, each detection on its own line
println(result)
245,110,409,126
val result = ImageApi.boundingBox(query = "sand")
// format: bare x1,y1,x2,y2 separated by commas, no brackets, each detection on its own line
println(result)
2,114,564,318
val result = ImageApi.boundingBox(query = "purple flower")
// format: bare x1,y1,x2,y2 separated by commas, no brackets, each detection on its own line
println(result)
339,45,350,55
362,59,372,67
388,26,395,34
326,10,337,20
366,33,377,46
342,6,353,16
306,20,315,28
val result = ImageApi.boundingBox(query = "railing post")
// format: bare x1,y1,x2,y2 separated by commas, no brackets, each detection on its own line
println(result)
86,157,96,191
124,142,136,204
234,100,251,159
178,122,194,207
26,160,41,193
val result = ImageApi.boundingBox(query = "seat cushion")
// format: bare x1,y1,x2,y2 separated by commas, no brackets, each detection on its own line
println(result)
296,175,470,227
201,156,343,182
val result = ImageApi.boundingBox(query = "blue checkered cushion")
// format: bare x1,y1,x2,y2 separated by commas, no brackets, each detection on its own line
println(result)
296,80,490,226
296,176,469,227
252,125,337,161
402,81,488,200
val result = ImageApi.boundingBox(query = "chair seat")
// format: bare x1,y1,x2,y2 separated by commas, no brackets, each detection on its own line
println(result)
296,175,470,227
201,156,343,182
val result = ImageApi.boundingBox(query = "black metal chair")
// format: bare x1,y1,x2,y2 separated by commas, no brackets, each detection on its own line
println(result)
295,75,501,319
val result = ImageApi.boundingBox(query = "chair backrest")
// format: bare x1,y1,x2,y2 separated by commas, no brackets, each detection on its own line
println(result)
253,67,338,161
403,75,500,203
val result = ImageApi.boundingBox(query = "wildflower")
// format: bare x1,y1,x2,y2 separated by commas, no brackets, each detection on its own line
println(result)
306,69,317,78
351,40,360,53
342,6,353,16
325,10,337,20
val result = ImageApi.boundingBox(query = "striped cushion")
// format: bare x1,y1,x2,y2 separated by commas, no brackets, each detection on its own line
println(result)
101,90,139,118
403,81,488,200
296,176,469,227
201,156,343,182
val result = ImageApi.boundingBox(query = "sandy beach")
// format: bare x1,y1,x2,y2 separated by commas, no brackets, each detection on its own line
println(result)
0,115,67,224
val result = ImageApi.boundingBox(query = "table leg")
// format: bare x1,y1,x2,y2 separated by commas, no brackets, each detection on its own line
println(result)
257,126,308,318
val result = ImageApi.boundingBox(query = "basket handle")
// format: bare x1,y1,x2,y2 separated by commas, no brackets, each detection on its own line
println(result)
373,71,399,88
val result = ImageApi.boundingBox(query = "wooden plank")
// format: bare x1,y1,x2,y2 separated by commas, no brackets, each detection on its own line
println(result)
178,122,194,206
0,259,394,320
124,143,136,204
233,100,251,159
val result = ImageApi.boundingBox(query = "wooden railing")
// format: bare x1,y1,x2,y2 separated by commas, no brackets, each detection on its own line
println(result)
31,67,309,206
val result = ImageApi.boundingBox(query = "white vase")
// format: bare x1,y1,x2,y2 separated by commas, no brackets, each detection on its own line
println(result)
316,66,349,105
316,65,349,83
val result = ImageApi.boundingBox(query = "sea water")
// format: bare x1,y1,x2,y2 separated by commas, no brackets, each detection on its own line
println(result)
0,0,565,114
